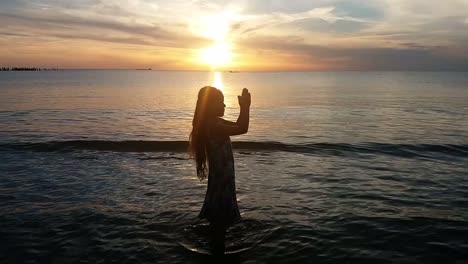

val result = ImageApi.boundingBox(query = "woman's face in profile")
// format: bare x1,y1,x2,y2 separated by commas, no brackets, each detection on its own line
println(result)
212,94,225,117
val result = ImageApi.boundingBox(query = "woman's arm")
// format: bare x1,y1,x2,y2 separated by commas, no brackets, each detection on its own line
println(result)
236,88,251,133
214,88,251,136
235,106,249,134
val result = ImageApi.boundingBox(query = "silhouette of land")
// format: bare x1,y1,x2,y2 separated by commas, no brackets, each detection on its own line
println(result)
1,67,61,71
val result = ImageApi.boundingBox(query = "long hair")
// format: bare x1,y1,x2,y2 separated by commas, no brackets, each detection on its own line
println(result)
189,86,223,181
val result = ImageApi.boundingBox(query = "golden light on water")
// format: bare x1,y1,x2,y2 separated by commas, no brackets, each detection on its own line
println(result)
212,71,224,91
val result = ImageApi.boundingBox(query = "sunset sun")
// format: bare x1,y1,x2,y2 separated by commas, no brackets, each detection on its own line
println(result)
200,43,233,67
195,11,236,68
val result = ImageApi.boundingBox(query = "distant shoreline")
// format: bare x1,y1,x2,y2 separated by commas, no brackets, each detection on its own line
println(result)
0,67,154,71
1,67,61,71
1,67,467,73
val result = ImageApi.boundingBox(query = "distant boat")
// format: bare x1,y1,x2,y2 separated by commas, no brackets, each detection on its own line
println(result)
229,70,240,73
136,68,152,70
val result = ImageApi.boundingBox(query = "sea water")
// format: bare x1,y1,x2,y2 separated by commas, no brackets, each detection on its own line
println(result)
1,71,467,263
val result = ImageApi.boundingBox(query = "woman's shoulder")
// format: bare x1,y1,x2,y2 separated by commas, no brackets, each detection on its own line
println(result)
208,117,228,131
207,118,231,140
213,117,229,124
212,117,239,129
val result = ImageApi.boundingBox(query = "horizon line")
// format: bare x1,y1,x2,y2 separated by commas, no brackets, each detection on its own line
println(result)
1,68,468,73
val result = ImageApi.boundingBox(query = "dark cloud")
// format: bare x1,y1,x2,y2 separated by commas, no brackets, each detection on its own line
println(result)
340,47,468,71
27,0,100,10
48,32,155,46
239,36,468,70
286,18,371,34
420,16,468,32
0,31,32,37
400,42,438,50
0,12,169,38
0,12,210,48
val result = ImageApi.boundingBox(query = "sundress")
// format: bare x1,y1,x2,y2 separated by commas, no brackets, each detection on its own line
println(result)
198,118,241,227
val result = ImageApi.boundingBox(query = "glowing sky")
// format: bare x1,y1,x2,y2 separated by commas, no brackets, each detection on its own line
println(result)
1,0,468,70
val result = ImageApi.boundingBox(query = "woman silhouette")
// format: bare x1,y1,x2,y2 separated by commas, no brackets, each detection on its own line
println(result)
189,86,251,254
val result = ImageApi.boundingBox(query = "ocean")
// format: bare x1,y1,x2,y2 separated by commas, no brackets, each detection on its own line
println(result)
1,71,467,263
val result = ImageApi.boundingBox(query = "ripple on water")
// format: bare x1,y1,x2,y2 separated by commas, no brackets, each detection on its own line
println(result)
1,148,468,263
180,218,281,255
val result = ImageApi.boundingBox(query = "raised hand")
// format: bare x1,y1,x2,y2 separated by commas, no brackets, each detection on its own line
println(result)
237,88,251,109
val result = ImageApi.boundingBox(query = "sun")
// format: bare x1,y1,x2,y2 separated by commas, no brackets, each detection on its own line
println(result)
200,42,233,67
194,11,237,68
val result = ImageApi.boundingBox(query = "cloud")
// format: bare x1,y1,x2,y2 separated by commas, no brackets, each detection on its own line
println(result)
238,35,468,70
0,12,167,38
281,15,371,34
194,0,324,14
1,0,468,70
25,0,160,18
0,11,209,49
332,0,385,19
231,6,375,37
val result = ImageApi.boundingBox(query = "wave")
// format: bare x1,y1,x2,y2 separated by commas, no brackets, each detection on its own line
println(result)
1,140,468,158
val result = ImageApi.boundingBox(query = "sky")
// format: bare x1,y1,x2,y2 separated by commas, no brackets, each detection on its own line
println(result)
1,0,468,71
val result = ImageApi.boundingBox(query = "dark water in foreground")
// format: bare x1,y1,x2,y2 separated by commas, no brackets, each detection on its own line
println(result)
1,71,468,263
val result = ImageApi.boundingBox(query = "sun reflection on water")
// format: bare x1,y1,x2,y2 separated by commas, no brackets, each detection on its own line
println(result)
209,71,237,119
212,71,224,91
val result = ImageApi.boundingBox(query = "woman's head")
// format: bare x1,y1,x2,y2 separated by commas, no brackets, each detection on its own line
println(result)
189,86,225,180
196,86,225,118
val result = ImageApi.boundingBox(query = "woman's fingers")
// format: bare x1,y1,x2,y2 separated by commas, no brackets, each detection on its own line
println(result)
241,88,248,97
238,88,250,107
239,88,250,107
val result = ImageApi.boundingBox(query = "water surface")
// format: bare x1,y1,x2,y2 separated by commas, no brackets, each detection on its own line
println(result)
1,71,467,263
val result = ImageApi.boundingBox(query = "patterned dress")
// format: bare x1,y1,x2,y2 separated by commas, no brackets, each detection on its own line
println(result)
198,118,241,227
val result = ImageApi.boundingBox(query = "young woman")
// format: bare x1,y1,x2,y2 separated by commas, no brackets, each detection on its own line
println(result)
189,86,251,254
